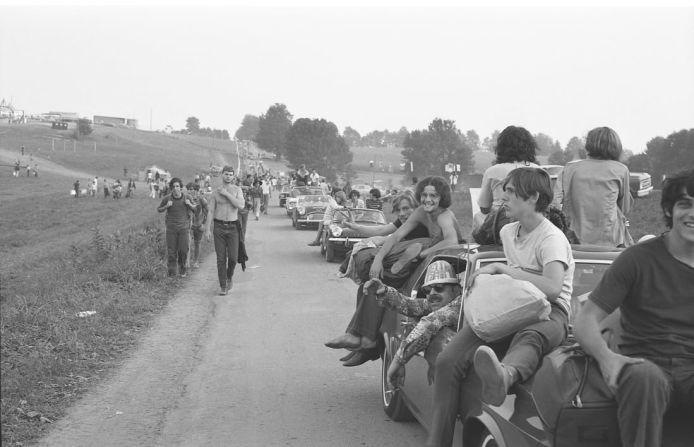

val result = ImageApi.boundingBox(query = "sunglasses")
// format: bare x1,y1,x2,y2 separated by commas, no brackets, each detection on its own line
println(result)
424,284,449,294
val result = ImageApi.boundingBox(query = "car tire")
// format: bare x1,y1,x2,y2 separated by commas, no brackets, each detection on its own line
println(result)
474,428,499,447
381,336,414,422
326,240,336,262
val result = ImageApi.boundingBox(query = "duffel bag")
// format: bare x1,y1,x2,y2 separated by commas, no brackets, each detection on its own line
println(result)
532,344,621,447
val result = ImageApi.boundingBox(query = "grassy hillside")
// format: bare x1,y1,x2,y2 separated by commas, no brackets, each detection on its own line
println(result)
0,123,243,181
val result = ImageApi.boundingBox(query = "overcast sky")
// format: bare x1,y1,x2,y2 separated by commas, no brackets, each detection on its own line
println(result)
1,3,693,152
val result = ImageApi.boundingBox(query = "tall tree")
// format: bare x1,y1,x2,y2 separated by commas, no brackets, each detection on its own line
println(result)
402,118,473,177
342,126,362,147
642,129,694,187
482,129,500,152
235,114,260,141
255,103,293,157
534,132,560,156
465,129,481,151
285,118,353,182
564,136,586,161
186,116,200,133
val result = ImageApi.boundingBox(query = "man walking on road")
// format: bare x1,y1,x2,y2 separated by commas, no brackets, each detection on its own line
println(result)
158,177,196,277
205,166,245,295
187,182,208,269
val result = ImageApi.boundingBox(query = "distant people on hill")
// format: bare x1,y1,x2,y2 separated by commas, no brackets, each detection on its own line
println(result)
33,164,38,177
73,180,81,198
13,160,20,177
158,177,195,278
103,179,110,198
113,180,123,199
126,178,136,198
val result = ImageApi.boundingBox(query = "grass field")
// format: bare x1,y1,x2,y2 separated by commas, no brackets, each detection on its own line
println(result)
0,124,666,445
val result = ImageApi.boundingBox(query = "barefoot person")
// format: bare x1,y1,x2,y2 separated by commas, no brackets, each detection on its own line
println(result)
205,166,245,295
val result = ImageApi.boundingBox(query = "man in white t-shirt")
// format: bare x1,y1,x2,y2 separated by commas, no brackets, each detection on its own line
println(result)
425,167,574,447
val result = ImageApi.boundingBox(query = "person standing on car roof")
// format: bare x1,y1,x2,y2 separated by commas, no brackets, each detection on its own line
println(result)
205,166,245,295
574,169,694,447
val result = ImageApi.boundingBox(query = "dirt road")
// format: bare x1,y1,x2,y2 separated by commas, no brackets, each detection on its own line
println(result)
36,204,427,446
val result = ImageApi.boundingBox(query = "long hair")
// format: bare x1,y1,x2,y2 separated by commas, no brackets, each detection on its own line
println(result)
585,127,622,161
391,189,418,212
415,176,452,209
495,126,538,164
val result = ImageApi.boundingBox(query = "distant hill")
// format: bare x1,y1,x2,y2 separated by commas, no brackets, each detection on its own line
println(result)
0,123,288,181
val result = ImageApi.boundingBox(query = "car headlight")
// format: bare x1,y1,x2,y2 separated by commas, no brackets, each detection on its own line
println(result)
297,206,305,215
329,224,342,237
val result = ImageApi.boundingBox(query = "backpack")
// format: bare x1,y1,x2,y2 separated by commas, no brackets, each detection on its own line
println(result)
532,344,621,446
472,206,512,245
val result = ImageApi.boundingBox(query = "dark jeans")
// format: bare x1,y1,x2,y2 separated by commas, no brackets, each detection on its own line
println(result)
213,220,239,289
191,226,204,263
427,305,568,447
346,284,385,341
166,227,190,276
616,356,694,447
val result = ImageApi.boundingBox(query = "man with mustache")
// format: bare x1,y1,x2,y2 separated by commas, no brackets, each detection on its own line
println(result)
361,260,462,374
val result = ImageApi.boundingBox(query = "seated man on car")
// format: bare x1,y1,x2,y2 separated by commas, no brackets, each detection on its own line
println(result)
574,168,694,447
364,260,463,381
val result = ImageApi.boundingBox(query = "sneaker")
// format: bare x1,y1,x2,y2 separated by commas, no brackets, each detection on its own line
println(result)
307,241,321,247
390,242,423,274
226,278,233,292
192,262,200,269
219,287,227,296
473,346,514,406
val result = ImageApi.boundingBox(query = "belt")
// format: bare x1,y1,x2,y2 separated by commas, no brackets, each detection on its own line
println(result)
214,219,237,225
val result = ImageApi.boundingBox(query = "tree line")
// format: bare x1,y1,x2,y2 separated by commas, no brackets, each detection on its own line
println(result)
175,116,230,140
233,103,692,185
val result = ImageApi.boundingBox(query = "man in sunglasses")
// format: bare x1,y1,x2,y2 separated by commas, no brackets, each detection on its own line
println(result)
363,260,462,382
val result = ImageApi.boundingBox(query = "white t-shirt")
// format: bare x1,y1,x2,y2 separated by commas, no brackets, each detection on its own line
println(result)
499,218,574,316
478,161,538,209
261,182,271,194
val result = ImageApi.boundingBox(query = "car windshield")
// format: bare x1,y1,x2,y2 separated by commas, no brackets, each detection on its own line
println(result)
352,209,386,224
298,195,330,204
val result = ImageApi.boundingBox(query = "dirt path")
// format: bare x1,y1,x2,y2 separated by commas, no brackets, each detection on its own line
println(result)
35,205,427,447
